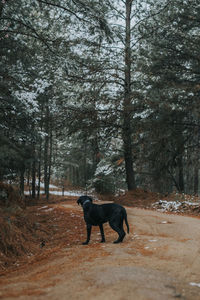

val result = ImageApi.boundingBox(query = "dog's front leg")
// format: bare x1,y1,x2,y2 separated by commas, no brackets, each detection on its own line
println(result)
82,223,92,245
99,224,105,243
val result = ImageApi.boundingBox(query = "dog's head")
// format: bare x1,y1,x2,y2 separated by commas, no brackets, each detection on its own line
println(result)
77,195,93,207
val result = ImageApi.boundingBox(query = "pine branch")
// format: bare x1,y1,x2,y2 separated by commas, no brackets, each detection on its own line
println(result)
1,17,55,53
36,0,91,24
131,0,172,32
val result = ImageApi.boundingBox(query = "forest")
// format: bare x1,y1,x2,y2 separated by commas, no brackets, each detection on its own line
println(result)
1,0,200,198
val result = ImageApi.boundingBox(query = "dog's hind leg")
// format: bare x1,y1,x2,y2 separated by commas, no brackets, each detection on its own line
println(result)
109,218,126,243
99,224,105,243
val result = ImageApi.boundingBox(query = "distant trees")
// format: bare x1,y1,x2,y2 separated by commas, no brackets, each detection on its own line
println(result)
0,0,113,197
0,0,199,197
0,0,37,189
136,0,200,194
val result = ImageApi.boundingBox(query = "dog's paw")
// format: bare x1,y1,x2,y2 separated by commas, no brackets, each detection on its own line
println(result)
113,239,122,244
82,241,89,245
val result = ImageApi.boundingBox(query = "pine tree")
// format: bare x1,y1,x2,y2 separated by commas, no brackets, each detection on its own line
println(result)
137,0,200,193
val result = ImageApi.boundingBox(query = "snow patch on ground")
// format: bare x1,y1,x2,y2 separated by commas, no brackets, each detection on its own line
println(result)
189,282,200,288
38,206,48,210
152,199,200,213
47,190,84,196
24,190,85,197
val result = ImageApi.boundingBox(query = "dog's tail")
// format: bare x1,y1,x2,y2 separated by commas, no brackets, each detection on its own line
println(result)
123,209,129,234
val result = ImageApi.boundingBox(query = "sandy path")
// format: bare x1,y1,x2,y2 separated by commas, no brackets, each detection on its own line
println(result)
1,204,200,300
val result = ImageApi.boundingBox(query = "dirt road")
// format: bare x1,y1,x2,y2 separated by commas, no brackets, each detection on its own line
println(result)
1,202,200,300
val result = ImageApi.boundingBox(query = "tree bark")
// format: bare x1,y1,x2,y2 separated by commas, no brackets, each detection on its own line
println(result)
47,124,53,199
37,138,42,199
194,166,199,195
44,101,50,199
19,166,25,195
32,146,36,199
177,155,184,193
122,0,136,190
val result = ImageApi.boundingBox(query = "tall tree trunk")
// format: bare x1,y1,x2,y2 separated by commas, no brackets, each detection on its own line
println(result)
19,165,25,195
194,166,199,195
46,124,53,200
32,146,36,199
84,139,88,191
44,102,49,199
19,141,26,195
0,2,5,17
37,138,42,199
122,0,136,190
93,134,100,169
177,155,184,192
27,168,31,195
193,144,199,195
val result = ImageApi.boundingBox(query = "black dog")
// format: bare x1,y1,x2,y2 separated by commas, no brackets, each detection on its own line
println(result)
77,195,129,244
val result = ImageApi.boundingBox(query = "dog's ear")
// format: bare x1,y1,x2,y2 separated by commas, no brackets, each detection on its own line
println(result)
77,197,82,206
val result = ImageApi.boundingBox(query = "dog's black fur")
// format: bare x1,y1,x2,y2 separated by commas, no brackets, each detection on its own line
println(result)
77,195,129,245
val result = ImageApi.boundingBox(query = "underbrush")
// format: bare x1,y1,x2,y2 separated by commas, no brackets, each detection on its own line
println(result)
114,188,200,215
0,182,25,208
114,188,161,207
0,183,84,274
0,204,84,274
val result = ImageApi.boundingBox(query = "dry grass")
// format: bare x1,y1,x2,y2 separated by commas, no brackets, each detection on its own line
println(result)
114,188,161,208
0,199,85,274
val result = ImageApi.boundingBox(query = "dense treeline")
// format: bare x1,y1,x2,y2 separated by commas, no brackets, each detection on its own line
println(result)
0,0,199,197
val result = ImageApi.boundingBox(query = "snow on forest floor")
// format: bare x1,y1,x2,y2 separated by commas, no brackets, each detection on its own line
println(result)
152,199,200,213
24,183,200,215
24,190,84,197
114,189,200,216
